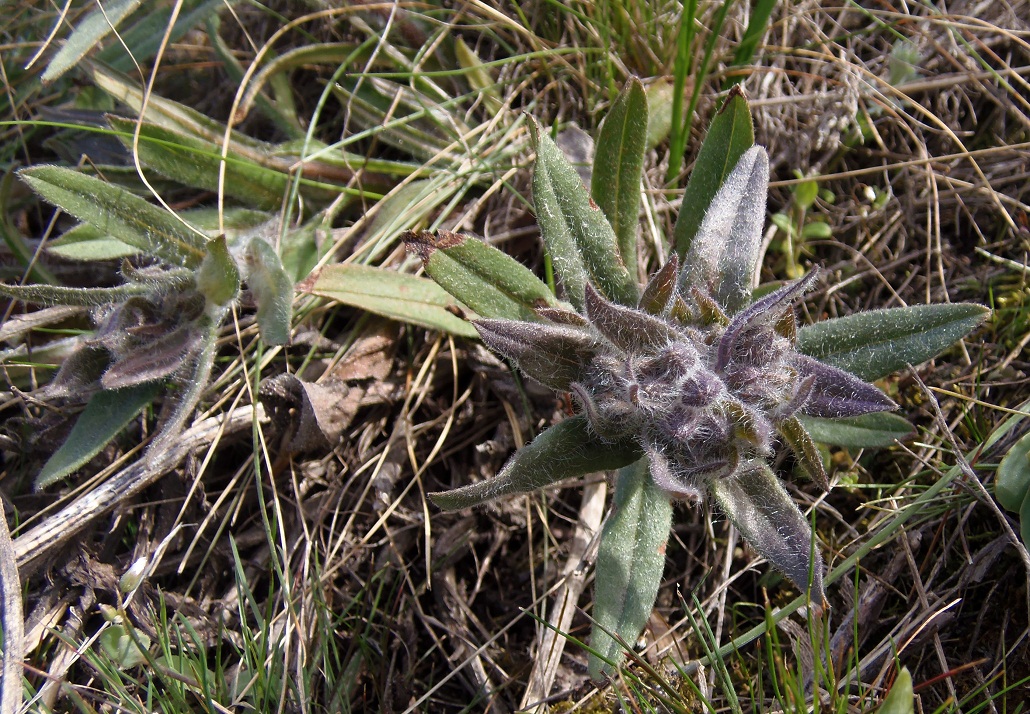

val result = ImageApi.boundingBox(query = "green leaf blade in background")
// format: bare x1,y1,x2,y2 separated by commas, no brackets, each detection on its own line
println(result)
673,86,755,259
406,229,559,322
588,459,673,678
799,412,915,449
301,263,479,339
42,0,142,84
530,119,638,309
429,416,641,511
797,303,990,381
591,77,647,278
36,382,160,490
244,238,294,346
995,429,1030,512
18,165,206,266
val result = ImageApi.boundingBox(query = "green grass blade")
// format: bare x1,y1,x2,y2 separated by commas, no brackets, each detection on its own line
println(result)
301,263,479,338
796,303,990,381
406,229,558,321
36,382,160,490
673,85,755,260
530,118,637,309
18,165,206,266
589,459,673,678
591,77,647,278
726,0,777,87
42,0,142,84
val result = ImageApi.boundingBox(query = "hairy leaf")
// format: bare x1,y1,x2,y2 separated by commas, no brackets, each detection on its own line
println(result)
36,383,160,490
196,236,240,307
589,460,673,678
679,145,768,314
19,166,205,266
406,229,558,322
429,416,641,510
244,238,294,346
474,319,599,391
301,263,477,339
42,0,142,83
710,463,826,606
797,303,989,381
592,77,647,277
674,86,755,261
530,119,638,309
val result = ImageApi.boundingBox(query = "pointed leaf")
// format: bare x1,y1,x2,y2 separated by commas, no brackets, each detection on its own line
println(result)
585,283,678,352
36,383,160,490
429,415,641,510
879,667,915,714
405,229,559,322
779,416,828,489
18,166,205,266
674,86,755,261
794,354,897,419
996,429,1030,512
796,304,989,381
243,238,293,346
300,263,478,339
529,119,638,309
591,77,647,277
101,325,203,390
589,459,673,678
679,145,768,313
474,319,599,391
42,0,142,83
710,463,826,605
639,255,679,315
798,412,914,449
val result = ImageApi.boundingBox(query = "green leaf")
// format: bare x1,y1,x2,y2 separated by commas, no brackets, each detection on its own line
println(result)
529,119,637,310
879,667,915,714
710,463,825,606
42,0,142,83
196,235,240,307
36,382,160,490
429,415,641,510
588,459,673,679
799,412,915,449
45,223,140,261
797,303,989,381
244,238,294,346
96,0,221,73
301,263,478,339
995,429,1030,512
106,117,298,210
98,624,151,670
674,85,755,259
643,79,676,150
679,145,768,313
801,220,833,239
727,0,777,85
794,176,819,210
591,77,647,278
406,229,559,322
18,166,206,266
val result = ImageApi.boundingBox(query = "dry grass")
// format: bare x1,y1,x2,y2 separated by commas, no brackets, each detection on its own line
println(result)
1,0,1029,712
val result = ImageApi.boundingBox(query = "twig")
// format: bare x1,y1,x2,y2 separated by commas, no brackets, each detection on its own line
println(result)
0,498,24,714
13,404,265,571
520,479,607,711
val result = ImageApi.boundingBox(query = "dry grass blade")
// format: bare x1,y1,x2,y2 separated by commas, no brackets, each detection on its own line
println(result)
13,403,264,571
0,499,23,714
